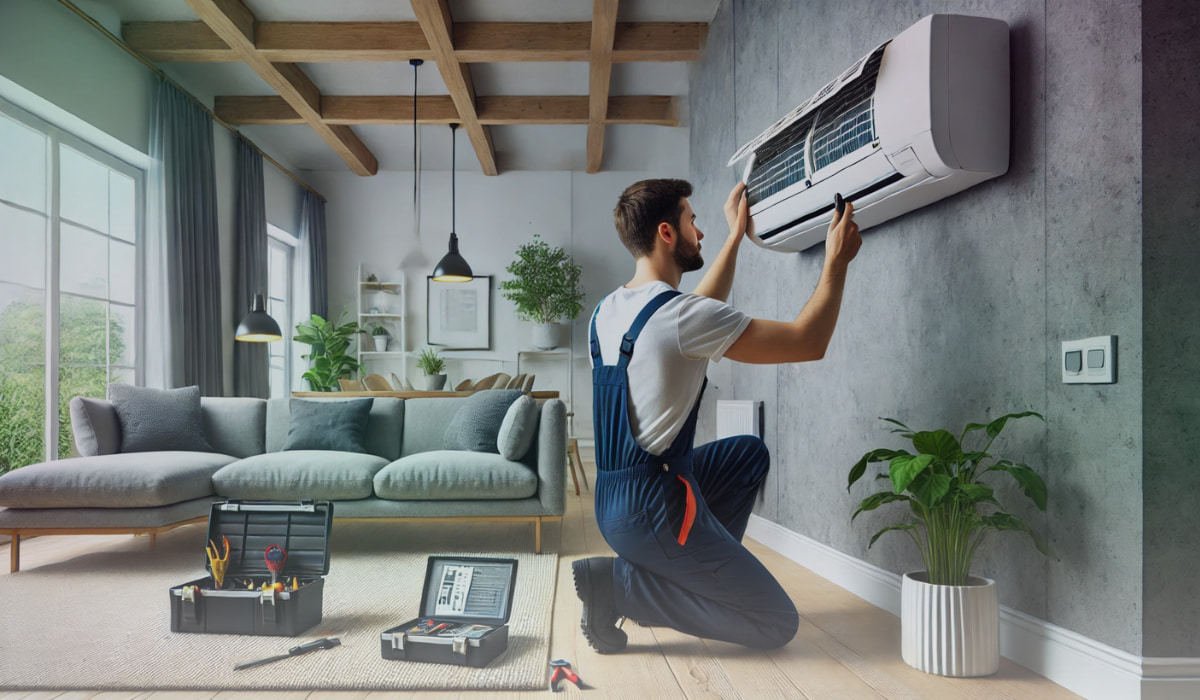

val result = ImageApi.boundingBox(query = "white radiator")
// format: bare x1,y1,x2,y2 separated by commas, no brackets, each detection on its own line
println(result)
716,400,763,439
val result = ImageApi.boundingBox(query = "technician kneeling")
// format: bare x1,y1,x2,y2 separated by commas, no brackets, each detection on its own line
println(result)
573,178,861,652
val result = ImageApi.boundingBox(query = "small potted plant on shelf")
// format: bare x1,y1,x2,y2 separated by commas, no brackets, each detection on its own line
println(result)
500,235,584,350
415,347,447,391
294,314,364,392
847,411,1048,678
369,324,390,352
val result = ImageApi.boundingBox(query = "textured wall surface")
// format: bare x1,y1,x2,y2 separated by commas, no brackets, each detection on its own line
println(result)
690,0,1146,654
1141,0,1200,658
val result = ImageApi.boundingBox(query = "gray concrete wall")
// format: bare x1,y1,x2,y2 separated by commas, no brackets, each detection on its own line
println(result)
1141,0,1200,658
690,0,1145,655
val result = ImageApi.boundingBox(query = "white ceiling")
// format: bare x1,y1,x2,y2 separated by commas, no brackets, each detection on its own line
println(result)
80,0,716,173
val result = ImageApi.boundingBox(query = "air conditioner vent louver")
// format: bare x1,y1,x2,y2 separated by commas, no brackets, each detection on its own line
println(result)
811,49,884,171
746,116,814,206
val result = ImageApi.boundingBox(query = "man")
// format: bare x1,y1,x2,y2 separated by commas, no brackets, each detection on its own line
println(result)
573,178,861,652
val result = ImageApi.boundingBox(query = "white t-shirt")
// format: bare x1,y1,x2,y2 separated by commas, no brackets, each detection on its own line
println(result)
590,281,751,455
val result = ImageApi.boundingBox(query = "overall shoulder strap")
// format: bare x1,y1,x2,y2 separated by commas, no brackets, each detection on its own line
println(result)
618,289,681,369
588,301,604,363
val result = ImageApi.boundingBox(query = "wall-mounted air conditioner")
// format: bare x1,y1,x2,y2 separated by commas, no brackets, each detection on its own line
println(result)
729,14,1010,252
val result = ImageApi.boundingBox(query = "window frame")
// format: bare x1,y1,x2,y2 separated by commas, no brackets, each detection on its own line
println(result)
0,96,145,462
267,223,297,398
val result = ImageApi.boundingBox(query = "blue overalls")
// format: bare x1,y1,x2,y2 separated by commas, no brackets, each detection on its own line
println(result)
590,290,800,649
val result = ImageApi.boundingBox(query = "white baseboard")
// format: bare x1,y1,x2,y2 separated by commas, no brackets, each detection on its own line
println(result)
745,514,1200,700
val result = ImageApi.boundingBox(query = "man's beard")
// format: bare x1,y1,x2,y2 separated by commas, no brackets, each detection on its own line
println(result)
673,237,704,272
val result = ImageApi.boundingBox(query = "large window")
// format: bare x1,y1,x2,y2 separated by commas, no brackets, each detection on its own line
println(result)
267,223,296,398
0,99,142,472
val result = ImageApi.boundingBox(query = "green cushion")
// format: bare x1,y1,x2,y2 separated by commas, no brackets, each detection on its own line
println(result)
284,398,373,452
496,395,538,460
212,450,387,500
374,451,538,501
0,452,234,508
442,390,523,453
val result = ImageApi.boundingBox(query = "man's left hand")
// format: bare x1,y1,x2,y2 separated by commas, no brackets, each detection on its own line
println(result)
724,182,753,241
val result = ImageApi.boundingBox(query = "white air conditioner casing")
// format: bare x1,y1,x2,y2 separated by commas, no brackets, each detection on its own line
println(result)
729,14,1010,252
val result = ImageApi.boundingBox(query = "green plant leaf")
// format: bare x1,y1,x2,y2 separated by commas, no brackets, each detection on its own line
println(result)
908,471,952,508
869,523,919,548
987,461,1048,511
912,429,961,462
984,411,1044,438
880,417,913,432
889,454,934,494
981,511,1048,555
957,482,995,504
852,491,910,521
847,448,910,490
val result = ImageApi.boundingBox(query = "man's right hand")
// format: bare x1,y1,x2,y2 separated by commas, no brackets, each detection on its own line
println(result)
826,199,861,270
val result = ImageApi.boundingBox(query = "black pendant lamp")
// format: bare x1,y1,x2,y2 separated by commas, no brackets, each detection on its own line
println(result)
431,123,473,282
235,292,283,343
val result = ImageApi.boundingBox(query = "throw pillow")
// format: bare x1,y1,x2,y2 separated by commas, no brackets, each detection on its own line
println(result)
443,390,523,453
69,396,122,456
496,395,539,461
284,398,374,453
108,384,214,453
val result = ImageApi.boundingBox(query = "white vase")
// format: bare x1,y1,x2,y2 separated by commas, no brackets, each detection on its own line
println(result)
531,322,564,350
372,336,388,352
901,571,999,677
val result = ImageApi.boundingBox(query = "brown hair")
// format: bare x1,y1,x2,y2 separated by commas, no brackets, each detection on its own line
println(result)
613,178,693,257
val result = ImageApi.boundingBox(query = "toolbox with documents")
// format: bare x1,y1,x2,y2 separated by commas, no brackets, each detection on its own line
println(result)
169,500,333,637
380,556,518,667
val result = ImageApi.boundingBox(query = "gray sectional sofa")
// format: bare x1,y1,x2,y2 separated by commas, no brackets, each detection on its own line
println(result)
0,396,566,572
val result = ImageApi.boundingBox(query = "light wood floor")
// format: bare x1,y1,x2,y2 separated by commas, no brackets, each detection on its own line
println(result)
0,454,1077,699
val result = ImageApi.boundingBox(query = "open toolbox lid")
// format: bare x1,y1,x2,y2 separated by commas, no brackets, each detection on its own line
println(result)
418,556,519,625
205,500,334,578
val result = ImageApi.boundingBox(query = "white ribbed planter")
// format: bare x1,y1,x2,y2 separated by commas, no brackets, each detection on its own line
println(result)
901,571,999,677
531,322,565,350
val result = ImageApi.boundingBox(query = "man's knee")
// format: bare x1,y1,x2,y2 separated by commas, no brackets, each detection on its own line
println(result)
751,606,799,649
735,434,770,481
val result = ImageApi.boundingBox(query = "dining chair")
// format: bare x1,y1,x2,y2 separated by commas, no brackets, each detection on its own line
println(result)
338,377,364,391
362,373,392,391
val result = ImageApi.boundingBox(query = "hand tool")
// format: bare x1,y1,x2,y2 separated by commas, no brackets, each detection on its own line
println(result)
233,637,341,671
835,192,846,217
290,576,299,591
548,658,588,692
205,535,230,590
264,543,287,588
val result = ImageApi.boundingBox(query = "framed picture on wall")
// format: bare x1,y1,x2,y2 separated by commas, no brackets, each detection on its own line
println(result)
426,275,491,349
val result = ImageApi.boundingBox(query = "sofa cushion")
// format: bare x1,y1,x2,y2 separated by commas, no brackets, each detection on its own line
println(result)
442,390,523,453
267,397,404,460
69,396,122,457
400,398,465,456
374,450,538,500
109,384,214,453
201,397,266,458
284,398,373,452
212,450,387,500
496,395,539,461
0,452,234,508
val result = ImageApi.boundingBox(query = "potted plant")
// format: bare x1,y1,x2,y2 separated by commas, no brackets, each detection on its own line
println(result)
847,411,1048,677
415,347,447,391
499,235,584,350
369,324,390,352
294,314,364,392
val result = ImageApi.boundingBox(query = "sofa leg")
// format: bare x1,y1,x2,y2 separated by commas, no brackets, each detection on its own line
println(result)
566,439,582,496
148,532,157,549
534,518,542,554
9,534,19,574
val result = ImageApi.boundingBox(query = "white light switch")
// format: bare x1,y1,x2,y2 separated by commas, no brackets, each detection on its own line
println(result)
1061,336,1116,384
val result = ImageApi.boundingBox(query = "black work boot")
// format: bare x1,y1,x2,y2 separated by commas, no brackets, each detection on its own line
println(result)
571,557,628,653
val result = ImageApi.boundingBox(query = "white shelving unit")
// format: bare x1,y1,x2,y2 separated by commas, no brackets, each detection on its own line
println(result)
356,263,406,385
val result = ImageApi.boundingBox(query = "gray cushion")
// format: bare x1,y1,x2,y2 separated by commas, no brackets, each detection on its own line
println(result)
374,451,539,500
496,395,538,461
442,390,523,453
201,397,266,458
108,384,214,453
284,398,374,452
400,398,466,456
267,397,404,460
69,397,121,457
212,451,387,500
0,452,234,508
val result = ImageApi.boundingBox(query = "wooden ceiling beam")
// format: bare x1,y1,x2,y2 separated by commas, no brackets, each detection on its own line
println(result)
184,0,378,175
411,0,498,176
587,0,619,173
215,95,679,127
122,20,705,63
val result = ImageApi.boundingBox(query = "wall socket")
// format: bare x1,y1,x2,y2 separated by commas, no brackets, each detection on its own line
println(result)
1061,336,1117,384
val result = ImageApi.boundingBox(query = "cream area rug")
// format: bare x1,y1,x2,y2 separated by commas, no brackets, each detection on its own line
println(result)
0,520,558,691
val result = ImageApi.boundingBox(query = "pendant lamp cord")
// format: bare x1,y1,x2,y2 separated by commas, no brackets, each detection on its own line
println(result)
410,59,422,238
450,123,458,234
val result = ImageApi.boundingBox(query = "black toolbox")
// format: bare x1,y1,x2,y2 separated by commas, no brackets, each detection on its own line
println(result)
169,500,333,636
380,556,518,667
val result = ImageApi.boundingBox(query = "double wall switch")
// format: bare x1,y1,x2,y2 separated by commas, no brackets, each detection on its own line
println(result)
1061,336,1117,384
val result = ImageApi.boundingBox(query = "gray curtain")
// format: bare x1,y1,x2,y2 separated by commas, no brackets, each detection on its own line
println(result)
148,78,223,395
233,136,269,398
300,189,328,319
